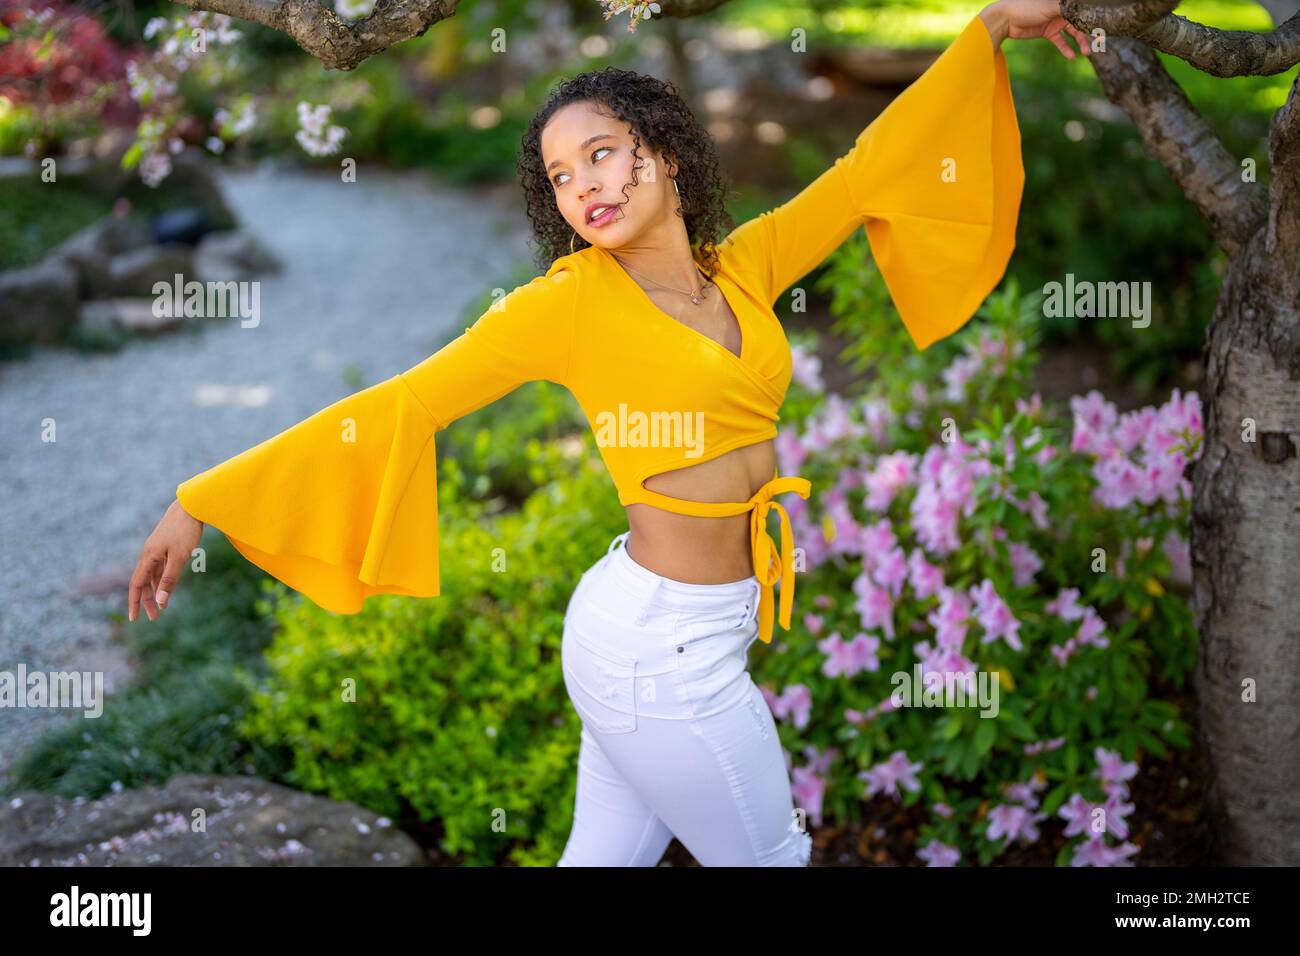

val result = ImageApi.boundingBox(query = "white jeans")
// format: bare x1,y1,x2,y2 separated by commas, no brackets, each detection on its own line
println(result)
556,530,813,867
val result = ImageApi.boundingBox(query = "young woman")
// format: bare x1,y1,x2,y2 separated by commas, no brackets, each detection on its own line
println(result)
128,0,1088,866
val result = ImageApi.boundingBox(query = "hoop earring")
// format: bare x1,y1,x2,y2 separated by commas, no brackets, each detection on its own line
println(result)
570,230,577,255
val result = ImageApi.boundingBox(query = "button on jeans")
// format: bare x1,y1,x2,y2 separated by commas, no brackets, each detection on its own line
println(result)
556,531,812,867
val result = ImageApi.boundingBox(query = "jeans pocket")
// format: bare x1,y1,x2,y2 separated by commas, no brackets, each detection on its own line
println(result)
674,617,752,718
562,630,638,735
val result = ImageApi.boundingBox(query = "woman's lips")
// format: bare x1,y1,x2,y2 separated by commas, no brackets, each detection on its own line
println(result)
587,205,618,227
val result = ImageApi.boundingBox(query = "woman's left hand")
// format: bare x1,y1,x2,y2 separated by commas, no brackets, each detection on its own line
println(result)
979,0,1092,58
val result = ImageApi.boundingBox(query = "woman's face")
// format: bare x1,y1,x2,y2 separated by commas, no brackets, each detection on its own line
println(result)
540,100,675,251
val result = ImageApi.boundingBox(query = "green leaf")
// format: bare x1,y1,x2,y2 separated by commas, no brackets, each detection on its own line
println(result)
1136,730,1168,758
973,719,997,756
941,715,964,741
121,141,143,170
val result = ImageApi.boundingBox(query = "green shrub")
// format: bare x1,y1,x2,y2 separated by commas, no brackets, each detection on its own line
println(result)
238,435,626,866
748,240,1199,865
3,532,288,798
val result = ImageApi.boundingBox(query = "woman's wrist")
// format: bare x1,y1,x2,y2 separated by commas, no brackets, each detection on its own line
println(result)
978,2,1011,47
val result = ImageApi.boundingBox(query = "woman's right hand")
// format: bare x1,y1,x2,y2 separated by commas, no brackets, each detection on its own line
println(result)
128,498,204,622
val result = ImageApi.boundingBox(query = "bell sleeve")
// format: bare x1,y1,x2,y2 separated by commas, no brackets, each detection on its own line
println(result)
175,267,579,613
720,13,1024,350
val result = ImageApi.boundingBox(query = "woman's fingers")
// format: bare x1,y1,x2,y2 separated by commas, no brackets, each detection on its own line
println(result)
1065,22,1092,55
154,549,184,609
129,551,161,622
1044,21,1078,59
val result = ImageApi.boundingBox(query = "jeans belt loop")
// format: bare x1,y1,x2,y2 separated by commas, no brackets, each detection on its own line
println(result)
737,578,762,629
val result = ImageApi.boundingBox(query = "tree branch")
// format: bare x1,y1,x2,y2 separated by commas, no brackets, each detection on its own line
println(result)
1084,35,1268,256
1063,1,1300,77
169,0,461,71
1267,69,1300,296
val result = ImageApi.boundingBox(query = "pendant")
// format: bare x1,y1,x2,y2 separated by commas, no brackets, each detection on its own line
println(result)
690,295,701,305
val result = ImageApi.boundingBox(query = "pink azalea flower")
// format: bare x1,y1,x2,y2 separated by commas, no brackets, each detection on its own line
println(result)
1009,542,1043,588
985,803,1047,844
859,518,899,557
775,428,808,477
819,631,881,677
871,546,909,598
1094,747,1139,785
908,549,946,599
865,451,918,511
1058,793,1106,838
1076,607,1109,648
926,587,972,650
853,573,896,640
790,343,824,391
916,839,961,867
1046,587,1085,622
790,765,827,828
860,751,924,802
771,684,813,729
1070,835,1140,866
969,578,1023,651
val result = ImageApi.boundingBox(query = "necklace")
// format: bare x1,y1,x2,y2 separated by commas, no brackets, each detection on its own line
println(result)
618,257,713,306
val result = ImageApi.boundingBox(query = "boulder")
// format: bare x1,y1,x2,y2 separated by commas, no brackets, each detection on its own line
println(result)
104,244,196,297
79,298,183,336
50,215,153,299
196,229,282,282
0,257,80,344
0,773,426,866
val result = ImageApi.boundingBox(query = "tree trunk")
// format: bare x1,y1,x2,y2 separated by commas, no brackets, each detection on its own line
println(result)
1191,231,1300,865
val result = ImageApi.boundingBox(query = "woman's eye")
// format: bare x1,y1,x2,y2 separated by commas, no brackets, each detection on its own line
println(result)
553,147,614,187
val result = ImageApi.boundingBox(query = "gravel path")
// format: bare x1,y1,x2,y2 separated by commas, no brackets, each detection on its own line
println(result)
0,161,534,790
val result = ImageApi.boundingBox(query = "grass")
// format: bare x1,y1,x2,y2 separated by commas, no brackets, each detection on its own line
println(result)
0,532,293,800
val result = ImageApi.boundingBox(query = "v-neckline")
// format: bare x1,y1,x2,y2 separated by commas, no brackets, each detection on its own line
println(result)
599,245,748,367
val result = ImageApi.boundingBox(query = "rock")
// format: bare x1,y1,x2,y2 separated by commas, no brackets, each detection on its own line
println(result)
104,244,196,297
0,257,79,345
158,147,237,231
196,229,282,282
150,207,218,246
0,773,425,866
50,215,153,299
79,299,183,335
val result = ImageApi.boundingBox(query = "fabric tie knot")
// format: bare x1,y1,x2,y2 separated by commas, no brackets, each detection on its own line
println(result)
747,475,811,645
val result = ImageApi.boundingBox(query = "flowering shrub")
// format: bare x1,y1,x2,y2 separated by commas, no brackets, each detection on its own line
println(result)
759,244,1200,865
0,0,138,153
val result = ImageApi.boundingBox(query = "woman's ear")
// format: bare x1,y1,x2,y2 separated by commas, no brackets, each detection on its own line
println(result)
662,151,679,181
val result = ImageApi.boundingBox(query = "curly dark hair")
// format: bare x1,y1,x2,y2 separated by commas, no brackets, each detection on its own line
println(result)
517,65,736,282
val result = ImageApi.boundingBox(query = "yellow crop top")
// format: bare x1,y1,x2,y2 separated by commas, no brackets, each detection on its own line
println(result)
175,13,1022,646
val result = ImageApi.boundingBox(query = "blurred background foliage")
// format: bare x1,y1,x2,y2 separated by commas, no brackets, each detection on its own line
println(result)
3,0,1290,394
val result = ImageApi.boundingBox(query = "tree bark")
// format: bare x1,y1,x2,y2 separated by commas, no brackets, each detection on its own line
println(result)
1191,228,1300,865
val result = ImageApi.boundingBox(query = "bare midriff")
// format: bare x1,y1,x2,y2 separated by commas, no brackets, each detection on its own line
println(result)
623,438,776,584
